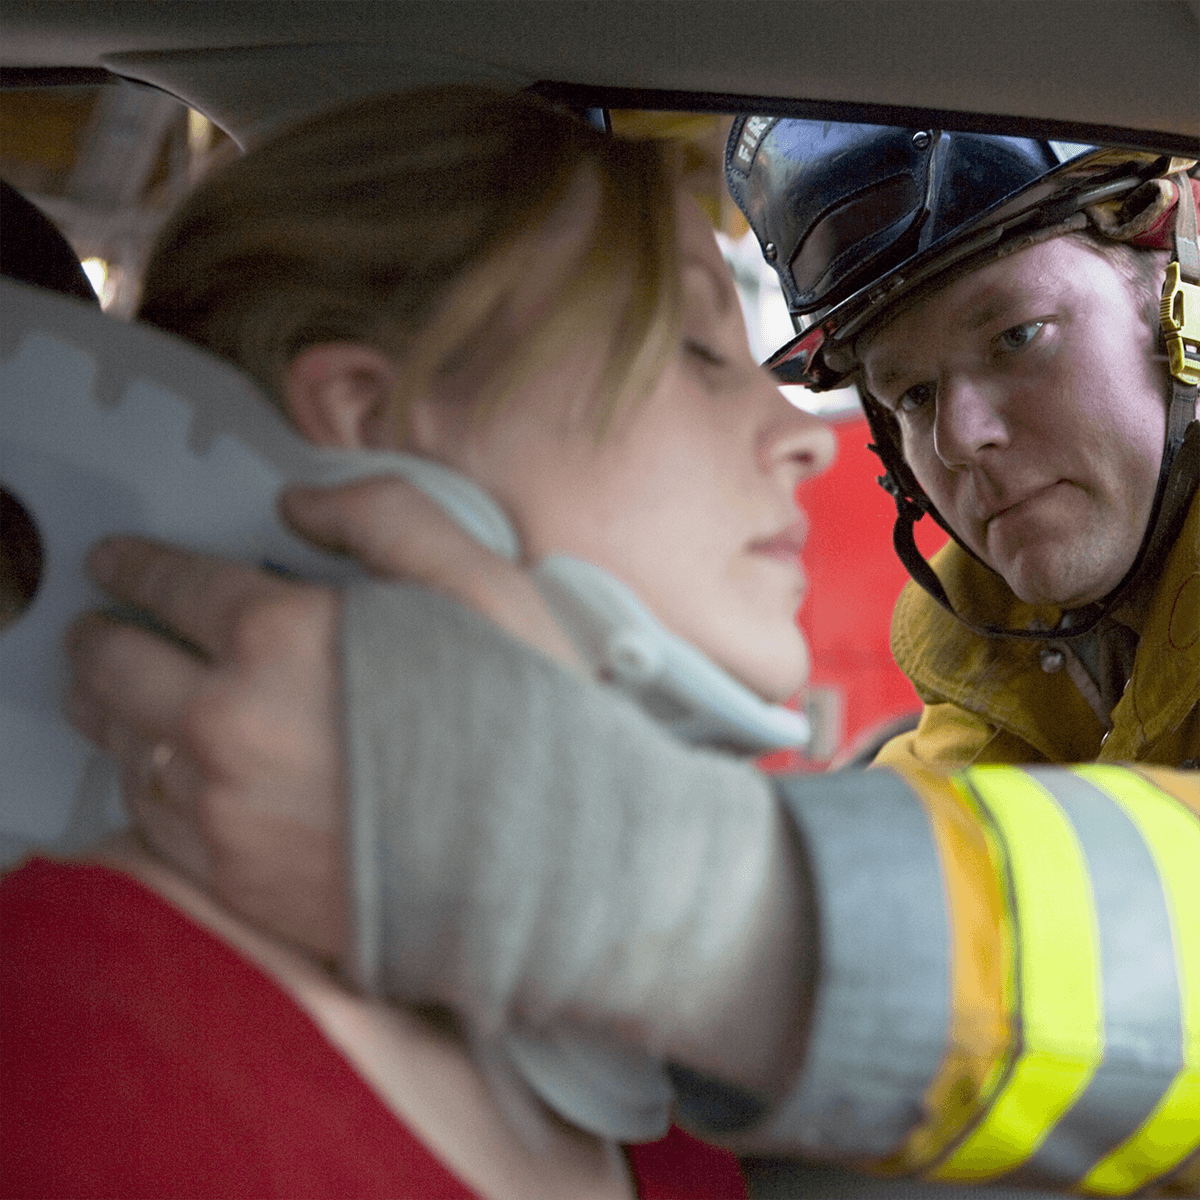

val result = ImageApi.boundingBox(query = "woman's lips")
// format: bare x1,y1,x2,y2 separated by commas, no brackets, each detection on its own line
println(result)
749,518,809,562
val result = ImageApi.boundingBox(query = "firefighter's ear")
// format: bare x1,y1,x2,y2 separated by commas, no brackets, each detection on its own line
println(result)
283,343,399,450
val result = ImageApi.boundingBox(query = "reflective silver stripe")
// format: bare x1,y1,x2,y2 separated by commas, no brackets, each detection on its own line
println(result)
1014,769,1183,1187
766,770,951,1156
1077,765,1200,1194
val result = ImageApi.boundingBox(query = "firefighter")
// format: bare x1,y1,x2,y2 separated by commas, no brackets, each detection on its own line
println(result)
725,120,1199,771
63,125,1199,1195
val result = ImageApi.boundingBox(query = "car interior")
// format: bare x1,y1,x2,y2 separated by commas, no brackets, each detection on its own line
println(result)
1,0,1197,814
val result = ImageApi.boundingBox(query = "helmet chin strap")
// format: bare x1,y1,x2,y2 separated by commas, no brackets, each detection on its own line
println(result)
881,421,1198,644
874,168,1200,644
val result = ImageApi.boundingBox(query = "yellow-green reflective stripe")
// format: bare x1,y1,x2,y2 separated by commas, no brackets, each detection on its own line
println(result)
933,767,1103,1181
1083,1073,1200,1195
1075,765,1200,1194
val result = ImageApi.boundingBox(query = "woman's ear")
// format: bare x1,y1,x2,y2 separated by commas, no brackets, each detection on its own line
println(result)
283,344,400,450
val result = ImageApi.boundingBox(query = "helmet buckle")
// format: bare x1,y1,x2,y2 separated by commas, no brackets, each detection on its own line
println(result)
1160,261,1200,386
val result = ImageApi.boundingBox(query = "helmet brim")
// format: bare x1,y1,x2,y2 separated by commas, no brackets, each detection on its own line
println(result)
765,147,1171,388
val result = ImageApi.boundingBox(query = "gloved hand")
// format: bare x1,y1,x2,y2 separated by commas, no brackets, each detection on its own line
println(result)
65,474,812,1111
64,475,581,965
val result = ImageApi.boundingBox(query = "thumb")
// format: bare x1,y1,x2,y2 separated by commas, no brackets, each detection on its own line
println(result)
281,476,482,581
280,478,584,669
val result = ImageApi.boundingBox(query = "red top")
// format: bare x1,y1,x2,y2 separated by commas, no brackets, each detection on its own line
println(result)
1,858,746,1199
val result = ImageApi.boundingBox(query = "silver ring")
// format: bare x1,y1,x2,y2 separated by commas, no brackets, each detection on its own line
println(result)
150,742,175,771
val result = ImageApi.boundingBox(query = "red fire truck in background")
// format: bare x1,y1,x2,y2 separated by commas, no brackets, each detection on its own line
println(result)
780,413,948,771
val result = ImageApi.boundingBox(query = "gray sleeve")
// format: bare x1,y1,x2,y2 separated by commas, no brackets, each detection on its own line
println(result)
664,766,953,1154
338,583,1200,1192
732,770,955,1157
339,581,794,1055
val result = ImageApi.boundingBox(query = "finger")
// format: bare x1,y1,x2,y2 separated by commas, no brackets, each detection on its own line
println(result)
130,740,202,821
283,479,583,667
77,701,213,884
281,477,491,578
87,536,300,661
125,773,213,887
64,611,208,748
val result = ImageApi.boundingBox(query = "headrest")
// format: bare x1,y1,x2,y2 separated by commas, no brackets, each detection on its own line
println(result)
1,180,99,304
0,279,511,856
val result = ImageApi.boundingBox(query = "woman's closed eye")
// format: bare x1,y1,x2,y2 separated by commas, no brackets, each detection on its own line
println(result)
685,338,728,368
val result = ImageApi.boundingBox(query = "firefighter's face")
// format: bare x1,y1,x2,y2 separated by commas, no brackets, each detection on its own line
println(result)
860,237,1168,609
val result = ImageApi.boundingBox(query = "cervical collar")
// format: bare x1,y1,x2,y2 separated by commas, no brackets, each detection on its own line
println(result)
1,277,814,1145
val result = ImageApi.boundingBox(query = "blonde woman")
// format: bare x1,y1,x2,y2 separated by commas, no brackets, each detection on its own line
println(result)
5,87,834,1198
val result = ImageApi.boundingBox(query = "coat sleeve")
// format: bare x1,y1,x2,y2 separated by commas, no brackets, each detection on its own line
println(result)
716,762,1199,1195
338,582,1198,1193
873,701,1050,769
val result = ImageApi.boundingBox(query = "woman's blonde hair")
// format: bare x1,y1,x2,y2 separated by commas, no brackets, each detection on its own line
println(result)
138,86,682,434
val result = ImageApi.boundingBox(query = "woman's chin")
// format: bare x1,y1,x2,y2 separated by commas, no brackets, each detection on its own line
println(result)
731,630,810,706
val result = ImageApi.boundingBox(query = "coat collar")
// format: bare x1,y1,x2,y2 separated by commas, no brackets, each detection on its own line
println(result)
890,491,1200,763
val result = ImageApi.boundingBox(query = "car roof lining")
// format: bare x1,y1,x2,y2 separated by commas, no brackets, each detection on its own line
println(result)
1,2,1196,149
2,69,1194,161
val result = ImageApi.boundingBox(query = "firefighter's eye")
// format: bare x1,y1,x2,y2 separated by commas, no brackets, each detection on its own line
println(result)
996,320,1044,352
897,382,935,413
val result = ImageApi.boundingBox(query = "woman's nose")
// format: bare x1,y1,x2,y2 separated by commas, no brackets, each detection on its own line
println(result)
760,395,838,485
932,375,1009,467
